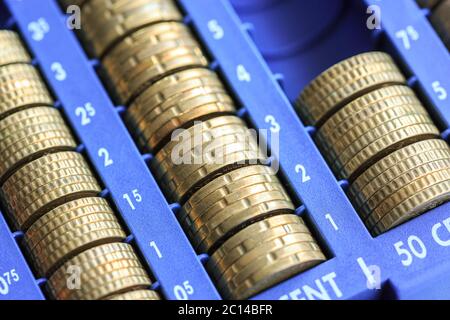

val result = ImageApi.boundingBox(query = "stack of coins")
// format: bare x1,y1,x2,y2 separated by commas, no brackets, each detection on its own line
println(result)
296,52,450,235
81,0,183,58
0,30,160,300
152,115,266,203
349,139,450,235
208,215,325,300
125,68,236,153
78,0,326,299
77,0,206,105
430,0,450,50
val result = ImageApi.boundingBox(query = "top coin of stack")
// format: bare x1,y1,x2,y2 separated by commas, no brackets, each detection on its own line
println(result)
0,32,53,120
79,0,208,106
0,31,31,67
296,52,406,127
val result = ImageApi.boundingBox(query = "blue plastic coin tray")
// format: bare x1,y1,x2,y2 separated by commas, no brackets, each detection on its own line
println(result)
0,0,450,300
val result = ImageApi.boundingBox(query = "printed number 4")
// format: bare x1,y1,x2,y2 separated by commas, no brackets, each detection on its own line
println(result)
237,64,251,82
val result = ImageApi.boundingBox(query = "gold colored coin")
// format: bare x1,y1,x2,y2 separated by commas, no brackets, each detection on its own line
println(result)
208,214,311,277
349,139,450,215
47,243,151,300
361,158,450,220
430,0,450,50
296,52,405,126
107,289,161,300
0,31,31,67
348,139,450,235
316,85,439,181
82,0,183,57
102,22,208,105
1,151,101,230
152,116,266,204
179,165,295,254
208,214,325,300
126,68,236,152
369,168,450,235
0,64,53,119
24,197,126,277
0,106,77,184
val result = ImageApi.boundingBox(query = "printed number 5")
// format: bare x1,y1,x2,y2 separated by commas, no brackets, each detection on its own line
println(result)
207,19,224,40
432,81,448,100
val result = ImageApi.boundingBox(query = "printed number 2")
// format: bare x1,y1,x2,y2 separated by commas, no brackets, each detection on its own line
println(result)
98,148,113,167
295,164,311,183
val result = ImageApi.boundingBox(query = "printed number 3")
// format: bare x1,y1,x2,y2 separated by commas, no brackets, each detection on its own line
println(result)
265,115,280,133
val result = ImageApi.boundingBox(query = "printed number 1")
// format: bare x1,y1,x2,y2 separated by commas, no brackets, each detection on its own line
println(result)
150,241,163,259
325,214,339,231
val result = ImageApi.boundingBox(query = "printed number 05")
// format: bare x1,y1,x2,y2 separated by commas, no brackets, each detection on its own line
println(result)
174,281,194,300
